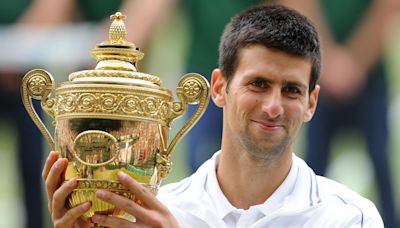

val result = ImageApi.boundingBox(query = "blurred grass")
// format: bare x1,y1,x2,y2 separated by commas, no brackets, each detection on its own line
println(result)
0,119,24,228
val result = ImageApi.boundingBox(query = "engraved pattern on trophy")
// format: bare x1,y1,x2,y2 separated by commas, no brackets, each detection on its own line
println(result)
54,88,177,126
183,78,202,101
27,75,46,96
20,12,210,224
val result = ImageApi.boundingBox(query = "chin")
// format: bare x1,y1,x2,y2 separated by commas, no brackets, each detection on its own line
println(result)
242,141,287,160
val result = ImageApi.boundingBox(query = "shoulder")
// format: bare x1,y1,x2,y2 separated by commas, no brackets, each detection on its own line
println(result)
315,175,384,227
159,176,193,196
157,153,219,218
157,168,217,227
316,175,377,209
158,157,211,201
293,155,383,227
157,176,201,217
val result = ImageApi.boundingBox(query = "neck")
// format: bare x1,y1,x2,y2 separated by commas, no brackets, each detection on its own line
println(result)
216,144,293,209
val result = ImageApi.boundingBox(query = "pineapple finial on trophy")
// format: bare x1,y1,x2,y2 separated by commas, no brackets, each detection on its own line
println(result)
109,12,127,44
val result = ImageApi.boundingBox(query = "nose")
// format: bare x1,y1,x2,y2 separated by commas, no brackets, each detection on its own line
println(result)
261,88,284,118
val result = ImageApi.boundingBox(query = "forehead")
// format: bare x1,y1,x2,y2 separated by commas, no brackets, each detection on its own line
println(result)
233,44,312,85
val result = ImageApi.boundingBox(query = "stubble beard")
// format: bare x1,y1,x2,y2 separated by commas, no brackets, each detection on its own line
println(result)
237,127,292,161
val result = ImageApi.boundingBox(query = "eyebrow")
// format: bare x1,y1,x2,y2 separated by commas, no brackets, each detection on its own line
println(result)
247,75,273,84
245,75,308,92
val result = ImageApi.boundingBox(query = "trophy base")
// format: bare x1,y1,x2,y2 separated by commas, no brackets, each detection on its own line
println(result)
70,179,131,219
68,179,157,219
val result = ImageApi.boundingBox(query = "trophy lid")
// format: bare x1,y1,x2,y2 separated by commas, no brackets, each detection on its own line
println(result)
68,12,161,86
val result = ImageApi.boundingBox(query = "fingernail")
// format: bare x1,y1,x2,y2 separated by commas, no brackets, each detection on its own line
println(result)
48,151,56,160
92,214,98,221
83,201,91,210
92,214,103,223
68,179,77,187
96,190,106,198
117,171,128,180
54,159,62,168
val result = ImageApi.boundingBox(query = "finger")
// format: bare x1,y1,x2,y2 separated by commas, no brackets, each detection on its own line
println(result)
92,214,146,228
46,158,68,213
42,151,59,181
52,178,77,219
96,189,155,224
117,172,165,210
54,202,91,228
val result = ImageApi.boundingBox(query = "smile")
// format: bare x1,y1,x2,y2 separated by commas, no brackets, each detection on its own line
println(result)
252,120,284,131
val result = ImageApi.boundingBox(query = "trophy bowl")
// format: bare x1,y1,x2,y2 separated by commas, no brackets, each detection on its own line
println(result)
21,12,209,222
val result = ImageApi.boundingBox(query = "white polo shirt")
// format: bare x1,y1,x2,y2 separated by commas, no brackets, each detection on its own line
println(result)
158,151,383,227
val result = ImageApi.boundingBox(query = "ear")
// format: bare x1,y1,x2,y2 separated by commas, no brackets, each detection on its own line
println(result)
303,85,320,122
211,69,227,108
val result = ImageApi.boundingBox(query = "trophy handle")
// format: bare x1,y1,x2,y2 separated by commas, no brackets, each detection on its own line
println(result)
21,69,56,150
166,73,210,156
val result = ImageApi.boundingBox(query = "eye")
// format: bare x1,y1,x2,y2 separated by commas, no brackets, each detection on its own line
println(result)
249,79,267,89
284,86,300,94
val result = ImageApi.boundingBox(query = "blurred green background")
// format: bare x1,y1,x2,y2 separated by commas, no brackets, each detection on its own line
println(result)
0,9,399,228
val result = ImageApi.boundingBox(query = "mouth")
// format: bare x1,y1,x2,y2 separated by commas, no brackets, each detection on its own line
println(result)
251,120,285,131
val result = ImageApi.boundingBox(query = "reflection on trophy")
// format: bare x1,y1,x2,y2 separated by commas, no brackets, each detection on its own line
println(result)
21,12,209,225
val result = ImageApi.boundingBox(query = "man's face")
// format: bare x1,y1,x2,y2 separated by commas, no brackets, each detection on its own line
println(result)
212,44,319,160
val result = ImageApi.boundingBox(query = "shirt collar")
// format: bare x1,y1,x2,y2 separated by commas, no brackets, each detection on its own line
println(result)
205,151,299,219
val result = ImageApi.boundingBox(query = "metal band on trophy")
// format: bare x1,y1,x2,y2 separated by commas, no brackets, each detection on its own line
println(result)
21,12,210,225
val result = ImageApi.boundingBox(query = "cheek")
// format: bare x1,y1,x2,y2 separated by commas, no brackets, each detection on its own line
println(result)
237,96,259,115
227,98,253,131
283,101,307,123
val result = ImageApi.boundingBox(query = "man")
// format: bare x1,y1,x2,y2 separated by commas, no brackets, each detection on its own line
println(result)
276,1,399,227
43,4,383,227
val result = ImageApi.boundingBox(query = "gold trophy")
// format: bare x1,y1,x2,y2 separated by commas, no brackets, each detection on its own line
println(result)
21,12,209,223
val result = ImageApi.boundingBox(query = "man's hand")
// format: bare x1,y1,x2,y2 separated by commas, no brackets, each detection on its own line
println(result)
92,171,179,228
42,151,92,228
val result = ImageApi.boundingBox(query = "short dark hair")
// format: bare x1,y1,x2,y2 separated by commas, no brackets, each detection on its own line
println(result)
219,4,321,93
